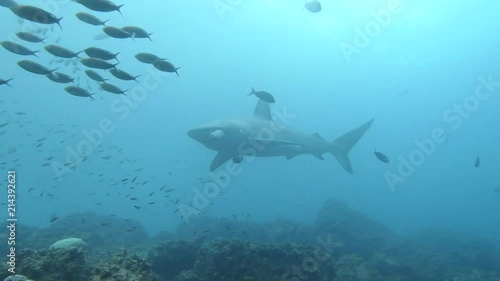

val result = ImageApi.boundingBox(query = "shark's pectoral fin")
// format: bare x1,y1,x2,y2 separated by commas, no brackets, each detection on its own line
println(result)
210,152,233,171
285,153,299,160
233,155,243,163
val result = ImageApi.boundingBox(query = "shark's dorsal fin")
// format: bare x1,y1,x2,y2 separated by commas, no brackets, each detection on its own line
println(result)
313,132,325,140
253,99,272,120
210,152,232,171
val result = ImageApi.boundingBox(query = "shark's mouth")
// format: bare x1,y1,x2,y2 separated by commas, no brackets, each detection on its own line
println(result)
187,127,223,143
209,129,225,139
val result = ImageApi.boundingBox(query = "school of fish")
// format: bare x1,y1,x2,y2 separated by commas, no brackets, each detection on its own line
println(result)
0,0,181,100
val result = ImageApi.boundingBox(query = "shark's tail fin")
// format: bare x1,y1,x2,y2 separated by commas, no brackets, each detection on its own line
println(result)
329,119,374,174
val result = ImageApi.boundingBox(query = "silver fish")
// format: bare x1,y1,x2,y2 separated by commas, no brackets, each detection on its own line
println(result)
76,12,108,26
153,60,180,76
135,52,166,64
65,86,94,99
109,68,139,82
1,41,39,57
100,82,127,95
102,26,134,40
10,5,62,29
80,58,117,70
45,44,82,58
18,60,57,75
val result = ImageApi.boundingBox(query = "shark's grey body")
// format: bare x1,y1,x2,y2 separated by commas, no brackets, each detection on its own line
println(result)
188,99,374,173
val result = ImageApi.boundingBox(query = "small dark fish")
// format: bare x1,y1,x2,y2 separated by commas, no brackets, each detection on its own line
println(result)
126,226,137,232
475,155,480,168
74,0,123,16
84,47,119,61
153,60,180,76
0,0,17,9
65,86,95,99
49,216,59,223
101,223,109,226
103,26,134,40
1,41,39,57
46,72,74,84
80,57,118,69
132,176,137,183
18,60,57,75
100,82,127,95
149,191,155,196
135,52,166,64
173,208,179,214
225,225,231,231
148,202,155,205
109,68,139,81
0,78,13,87
85,69,108,82
130,197,138,200
45,44,81,58
28,187,34,193
75,12,108,26
11,5,62,29
374,150,390,163
304,0,321,13
175,198,180,204
121,26,153,41
134,205,141,210
16,32,46,43
247,88,275,103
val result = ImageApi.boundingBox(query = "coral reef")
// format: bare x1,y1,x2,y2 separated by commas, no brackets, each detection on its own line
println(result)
16,248,90,281
14,211,150,255
91,250,161,281
3,199,500,281
190,240,335,281
149,240,198,281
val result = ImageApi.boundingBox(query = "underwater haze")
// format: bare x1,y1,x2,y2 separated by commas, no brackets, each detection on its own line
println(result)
1,0,500,279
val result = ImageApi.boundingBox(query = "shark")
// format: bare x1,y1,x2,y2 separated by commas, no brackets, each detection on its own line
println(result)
187,98,374,173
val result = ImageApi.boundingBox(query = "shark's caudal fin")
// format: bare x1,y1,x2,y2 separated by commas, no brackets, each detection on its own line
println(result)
330,119,374,174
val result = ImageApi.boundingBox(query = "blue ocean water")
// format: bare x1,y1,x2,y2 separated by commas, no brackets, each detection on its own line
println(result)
1,0,499,250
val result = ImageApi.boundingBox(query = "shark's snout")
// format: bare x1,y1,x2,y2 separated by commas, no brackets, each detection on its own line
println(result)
188,128,225,143
187,128,204,142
